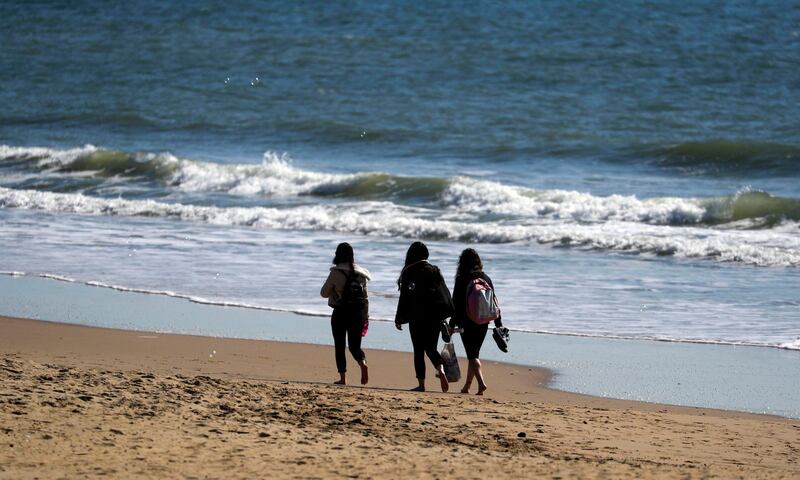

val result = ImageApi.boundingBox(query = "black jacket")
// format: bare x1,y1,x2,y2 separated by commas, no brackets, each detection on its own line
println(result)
450,270,503,329
395,260,454,325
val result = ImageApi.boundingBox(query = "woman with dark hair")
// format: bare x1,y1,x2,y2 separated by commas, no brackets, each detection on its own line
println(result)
321,242,371,385
449,248,503,395
395,241,453,392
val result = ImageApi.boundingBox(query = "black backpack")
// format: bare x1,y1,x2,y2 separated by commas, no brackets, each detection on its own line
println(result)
407,265,453,321
339,270,367,308
429,267,454,322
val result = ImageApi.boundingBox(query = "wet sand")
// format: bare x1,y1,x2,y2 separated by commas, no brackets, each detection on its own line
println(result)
1,316,798,478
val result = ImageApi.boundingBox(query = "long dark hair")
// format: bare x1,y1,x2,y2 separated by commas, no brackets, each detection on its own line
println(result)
398,241,429,288
404,241,429,267
456,248,482,278
333,242,355,272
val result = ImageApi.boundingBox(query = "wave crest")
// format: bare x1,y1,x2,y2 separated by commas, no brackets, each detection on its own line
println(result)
3,144,800,228
443,178,709,225
2,186,798,267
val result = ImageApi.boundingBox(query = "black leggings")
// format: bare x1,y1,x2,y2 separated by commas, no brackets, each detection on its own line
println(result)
409,320,442,380
331,306,366,373
461,322,489,360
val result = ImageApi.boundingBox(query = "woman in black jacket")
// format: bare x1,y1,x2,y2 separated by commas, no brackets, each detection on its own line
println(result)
395,241,452,392
449,248,502,395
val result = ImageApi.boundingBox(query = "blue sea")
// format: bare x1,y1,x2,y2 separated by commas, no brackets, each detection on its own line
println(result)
1,1,799,350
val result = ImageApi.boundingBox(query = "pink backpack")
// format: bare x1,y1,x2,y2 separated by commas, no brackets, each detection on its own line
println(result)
466,278,500,325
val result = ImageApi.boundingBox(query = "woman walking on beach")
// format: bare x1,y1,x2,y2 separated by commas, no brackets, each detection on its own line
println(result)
321,242,371,385
395,241,453,392
449,248,503,395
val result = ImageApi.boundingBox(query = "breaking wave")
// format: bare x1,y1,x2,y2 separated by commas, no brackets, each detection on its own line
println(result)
3,145,800,228
1,186,799,267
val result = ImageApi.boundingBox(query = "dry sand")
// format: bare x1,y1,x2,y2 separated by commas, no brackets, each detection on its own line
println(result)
1,316,798,479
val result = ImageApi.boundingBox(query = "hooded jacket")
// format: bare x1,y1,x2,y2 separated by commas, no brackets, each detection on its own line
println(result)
395,260,454,325
320,263,371,308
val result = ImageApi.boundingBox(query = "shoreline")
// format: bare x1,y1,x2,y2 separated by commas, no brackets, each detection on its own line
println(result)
4,270,798,352
2,273,799,419
2,315,799,478
0,316,551,403
0,315,791,421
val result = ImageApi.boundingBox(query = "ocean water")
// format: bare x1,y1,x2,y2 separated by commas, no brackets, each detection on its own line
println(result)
1,1,799,350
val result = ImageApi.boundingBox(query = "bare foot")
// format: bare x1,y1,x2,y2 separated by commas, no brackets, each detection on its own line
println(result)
360,363,368,385
410,385,425,392
333,379,345,385
476,384,487,396
460,385,470,394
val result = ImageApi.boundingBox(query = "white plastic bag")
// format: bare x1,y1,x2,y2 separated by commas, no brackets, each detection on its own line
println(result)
440,342,461,382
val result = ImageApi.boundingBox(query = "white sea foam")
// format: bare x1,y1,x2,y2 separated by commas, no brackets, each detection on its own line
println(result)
0,271,331,318
779,339,800,350
6,145,797,228
0,145,374,197
84,280,327,317
0,144,99,168
3,270,798,351
169,151,360,197
167,158,715,225
443,177,708,224
2,186,799,267
0,271,26,276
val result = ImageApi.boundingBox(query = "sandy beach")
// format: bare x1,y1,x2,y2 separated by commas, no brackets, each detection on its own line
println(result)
4,2,800,479
1,316,798,479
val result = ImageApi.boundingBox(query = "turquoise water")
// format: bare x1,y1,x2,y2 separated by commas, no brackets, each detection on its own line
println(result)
1,2,799,349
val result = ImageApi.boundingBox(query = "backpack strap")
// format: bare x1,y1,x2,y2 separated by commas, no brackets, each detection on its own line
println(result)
337,267,354,302
338,267,367,307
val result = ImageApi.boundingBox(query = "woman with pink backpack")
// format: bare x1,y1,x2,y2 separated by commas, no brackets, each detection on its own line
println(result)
448,248,504,395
